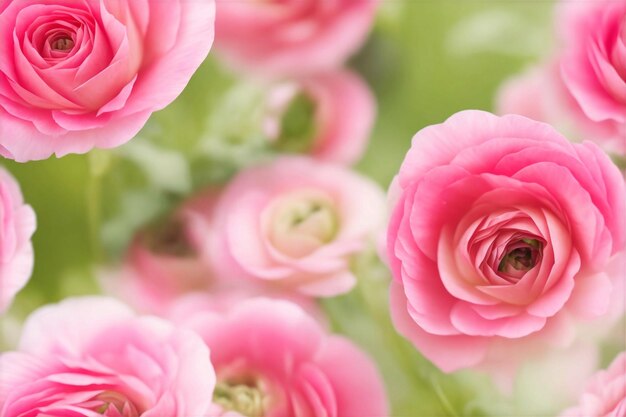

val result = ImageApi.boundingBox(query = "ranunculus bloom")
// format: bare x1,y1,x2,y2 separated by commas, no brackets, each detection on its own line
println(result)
386,110,626,373
0,167,36,313
559,0,626,144
263,70,376,165
177,298,389,417
560,352,626,417
214,0,379,77
0,0,215,162
497,62,625,156
209,156,386,297
0,297,216,416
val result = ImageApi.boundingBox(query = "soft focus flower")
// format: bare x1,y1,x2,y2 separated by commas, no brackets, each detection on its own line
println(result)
497,0,626,155
0,167,36,313
102,189,220,315
263,70,376,165
386,110,626,374
214,0,379,77
558,0,626,143
0,297,216,416
0,0,215,162
177,298,389,417
497,62,625,156
560,352,626,417
209,156,386,297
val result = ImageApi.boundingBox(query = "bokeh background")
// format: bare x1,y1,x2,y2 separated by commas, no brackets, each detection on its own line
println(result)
6,1,615,416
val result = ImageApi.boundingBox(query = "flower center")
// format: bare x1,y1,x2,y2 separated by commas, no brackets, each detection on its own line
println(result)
93,391,139,417
267,192,338,258
213,381,267,417
274,92,318,153
142,216,195,257
50,36,74,51
498,238,542,275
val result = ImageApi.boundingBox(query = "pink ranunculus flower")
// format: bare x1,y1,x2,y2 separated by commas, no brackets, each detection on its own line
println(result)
0,0,215,162
214,0,379,77
386,110,626,374
558,0,626,145
0,297,216,416
263,70,376,165
209,156,386,297
0,167,36,313
560,352,626,417
102,188,221,315
497,61,625,156
176,298,389,417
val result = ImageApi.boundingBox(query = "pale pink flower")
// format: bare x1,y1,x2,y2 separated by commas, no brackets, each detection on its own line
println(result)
177,298,389,417
214,0,379,77
264,70,376,165
0,167,36,313
497,61,625,155
558,0,626,143
0,297,216,416
209,156,386,297
560,352,626,417
386,110,626,374
0,0,215,162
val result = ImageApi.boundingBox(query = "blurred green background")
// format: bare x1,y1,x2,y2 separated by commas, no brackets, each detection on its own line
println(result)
4,1,565,416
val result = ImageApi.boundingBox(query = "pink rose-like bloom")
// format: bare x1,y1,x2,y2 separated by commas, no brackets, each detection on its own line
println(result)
177,298,389,417
386,111,626,374
0,167,36,313
558,0,626,143
497,62,625,155
263,70,376,165
0,0,215,162
0,297,216,416
560,352,626,417
214,0,378,77
209,156,386,297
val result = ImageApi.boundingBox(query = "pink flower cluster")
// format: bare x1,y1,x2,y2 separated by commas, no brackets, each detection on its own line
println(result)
0,297,389,417
213,0,380,166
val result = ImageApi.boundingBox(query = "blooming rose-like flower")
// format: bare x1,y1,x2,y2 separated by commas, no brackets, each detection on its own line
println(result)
558,0,626,143
209,156,386,297
0,0,215,162
0,297,216,416
0,167,36,313
560,352,626,417
177,298,389,417
263,70,376,165
214,0,379,77
386,110,626,373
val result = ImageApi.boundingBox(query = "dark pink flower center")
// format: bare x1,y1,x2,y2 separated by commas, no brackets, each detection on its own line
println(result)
498,238,542,278
50,35,74,51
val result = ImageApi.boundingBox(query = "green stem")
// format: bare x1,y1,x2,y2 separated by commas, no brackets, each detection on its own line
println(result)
86,150,111,264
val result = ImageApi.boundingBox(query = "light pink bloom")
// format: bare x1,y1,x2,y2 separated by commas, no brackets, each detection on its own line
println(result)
214,0,379,77
560,352,626,417
0,0,215,162
264,70,376,165
497,62,625,155
209,156,386,297
0,167,36,313
177,298,389,417
0,297,216,416
386,110,626,374
558,0,626,143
